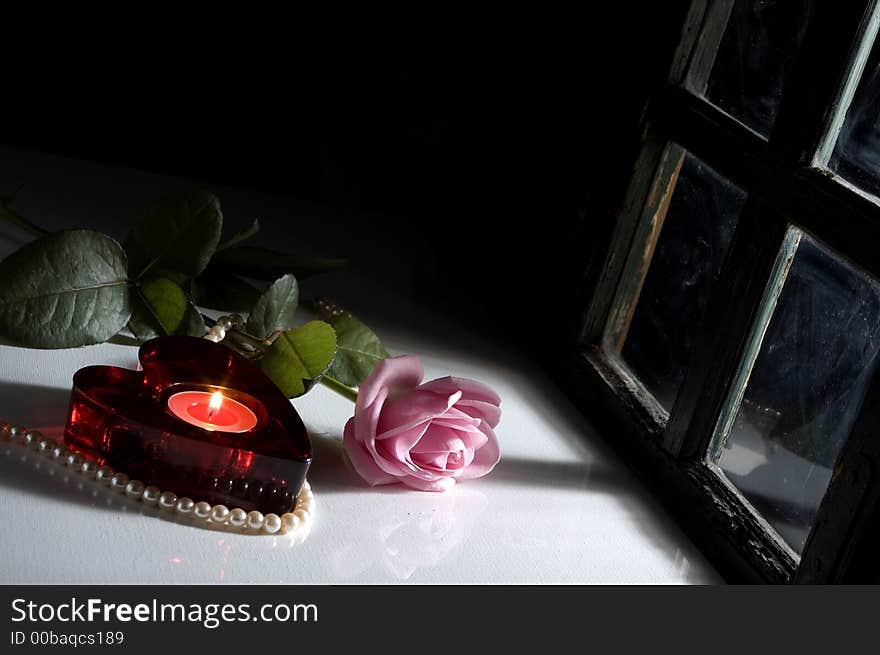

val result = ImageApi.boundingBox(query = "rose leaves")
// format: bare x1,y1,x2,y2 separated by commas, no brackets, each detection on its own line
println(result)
324,314,389,388
0,230,130,348
246,274,299,340
124,189,223,280
0,187,388,400
260,320,337,398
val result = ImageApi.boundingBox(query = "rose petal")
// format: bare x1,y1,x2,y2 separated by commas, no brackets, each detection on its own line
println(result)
457,422,501,480
411,425,466,455
377,422,431,467
417,376,501,406
376,389,462,439
373,422,458,483
433,406,483,429
408,425,479,477
357,387,415,478
456,426,488,451
442,449,472,472
353,385,386,446
412,445,474,476
411,450,450,471
461,446,475,469
454,398,502,428
343,418,399,486
449,448,474,471
400,475,457,492
357,355,424,411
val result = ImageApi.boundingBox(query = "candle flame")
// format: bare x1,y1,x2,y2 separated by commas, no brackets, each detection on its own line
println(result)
207,391,224,420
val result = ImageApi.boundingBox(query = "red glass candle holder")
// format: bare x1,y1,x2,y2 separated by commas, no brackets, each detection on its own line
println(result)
64,336,311,515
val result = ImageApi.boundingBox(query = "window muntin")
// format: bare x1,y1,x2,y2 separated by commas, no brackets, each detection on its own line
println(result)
613,149,746,410
708,231,880,554
698,0,814,137
829,39,880,197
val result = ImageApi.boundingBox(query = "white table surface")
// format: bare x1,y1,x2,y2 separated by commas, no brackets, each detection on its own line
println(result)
0,147,720,584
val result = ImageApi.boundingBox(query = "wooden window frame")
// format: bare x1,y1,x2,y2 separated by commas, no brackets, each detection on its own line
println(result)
568,0,880,582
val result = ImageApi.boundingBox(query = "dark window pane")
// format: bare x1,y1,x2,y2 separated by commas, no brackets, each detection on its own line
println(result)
710,232,880,554
620,152,746,409
704,0,814,136
830,39,880,196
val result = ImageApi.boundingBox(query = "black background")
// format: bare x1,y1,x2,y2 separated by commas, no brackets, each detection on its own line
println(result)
1,8,688,355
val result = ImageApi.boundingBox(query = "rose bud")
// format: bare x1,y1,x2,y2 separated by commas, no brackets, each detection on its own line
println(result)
343,355,501,491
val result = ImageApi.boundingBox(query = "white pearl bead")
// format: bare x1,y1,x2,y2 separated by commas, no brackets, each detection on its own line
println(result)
293,508,310,523
80,460,98,478
246,510,264,530
227,508,247,527
23,430,41,447
281,513,299,534
176,497,195,514
194,501,211,519
125,480,145,498
51,445,67,459
142,486,161,505
37,438,56,455
95,466,115,485
263,513,281,534
301,480,311,493
110,473,129,492
210,505,230,523
158,491,178,510
66,453,83,469
8,426,25,441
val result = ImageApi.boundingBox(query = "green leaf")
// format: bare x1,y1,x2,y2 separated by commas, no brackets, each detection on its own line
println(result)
260,320,337,398
190,274,261,312
0,230,131,348
217,218,259,251
141,277,187,334
325,314,389,387
128,277,206,343
209,246,346,281
246,274,299,339
181,303,208,337
125,189,223,280
127,293,163,342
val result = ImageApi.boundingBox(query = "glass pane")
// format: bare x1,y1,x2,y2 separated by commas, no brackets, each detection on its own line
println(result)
703,0,814,136
710,232,880,554
829,39,880,196
620,151,747,409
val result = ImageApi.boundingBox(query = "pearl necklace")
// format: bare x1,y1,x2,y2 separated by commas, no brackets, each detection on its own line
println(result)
0,422,315,536
0,314,316,537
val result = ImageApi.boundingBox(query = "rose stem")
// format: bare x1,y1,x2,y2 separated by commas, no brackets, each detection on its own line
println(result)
320,375,359,403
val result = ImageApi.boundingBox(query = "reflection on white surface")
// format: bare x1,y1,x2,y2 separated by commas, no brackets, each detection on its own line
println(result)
330,489,487,581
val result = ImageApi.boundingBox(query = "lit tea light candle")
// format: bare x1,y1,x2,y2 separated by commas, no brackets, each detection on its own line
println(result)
167,390,258,433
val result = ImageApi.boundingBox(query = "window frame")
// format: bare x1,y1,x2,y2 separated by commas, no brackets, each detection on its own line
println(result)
570,0,880,582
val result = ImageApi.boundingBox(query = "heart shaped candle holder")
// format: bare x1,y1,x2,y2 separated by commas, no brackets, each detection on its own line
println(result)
64,336,311,515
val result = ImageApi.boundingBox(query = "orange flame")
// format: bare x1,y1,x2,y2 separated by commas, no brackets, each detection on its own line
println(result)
207,391,224,419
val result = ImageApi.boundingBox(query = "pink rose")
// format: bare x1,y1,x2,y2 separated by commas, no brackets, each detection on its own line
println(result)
343,355,501,491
